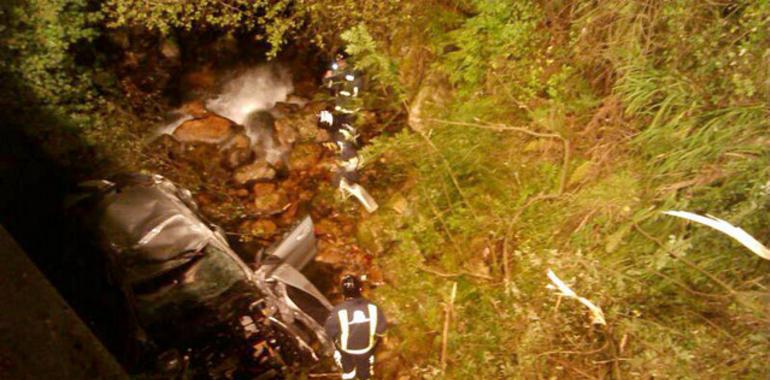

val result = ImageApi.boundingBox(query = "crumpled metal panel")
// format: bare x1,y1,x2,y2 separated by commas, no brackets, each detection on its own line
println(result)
267,216,317,271
95,174,251,286
77,173,335,359
268,264,332,311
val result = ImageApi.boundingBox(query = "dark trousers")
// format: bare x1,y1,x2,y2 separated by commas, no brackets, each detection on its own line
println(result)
337,350,374,380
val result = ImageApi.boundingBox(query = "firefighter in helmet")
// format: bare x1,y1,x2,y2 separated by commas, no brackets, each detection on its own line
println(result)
322,49,363,117
324,275,387,379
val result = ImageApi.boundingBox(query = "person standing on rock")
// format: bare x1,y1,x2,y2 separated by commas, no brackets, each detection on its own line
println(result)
325,275,387,380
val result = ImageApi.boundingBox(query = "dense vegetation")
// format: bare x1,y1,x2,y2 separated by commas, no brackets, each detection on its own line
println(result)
2,0,769,378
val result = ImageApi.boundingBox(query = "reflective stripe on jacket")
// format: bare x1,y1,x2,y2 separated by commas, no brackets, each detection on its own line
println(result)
338,304,378,354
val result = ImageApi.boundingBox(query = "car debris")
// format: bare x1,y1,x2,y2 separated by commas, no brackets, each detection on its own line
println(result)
70,173,333,377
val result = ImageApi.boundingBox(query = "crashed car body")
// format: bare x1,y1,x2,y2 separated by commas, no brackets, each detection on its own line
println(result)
73,174,333,374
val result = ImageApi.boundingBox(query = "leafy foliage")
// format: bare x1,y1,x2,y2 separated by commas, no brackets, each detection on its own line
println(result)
101,0,303,57
0,0,99,118
341,24,403,101
356,0,770,378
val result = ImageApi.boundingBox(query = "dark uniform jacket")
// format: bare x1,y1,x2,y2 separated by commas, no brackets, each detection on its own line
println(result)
324,297,387,354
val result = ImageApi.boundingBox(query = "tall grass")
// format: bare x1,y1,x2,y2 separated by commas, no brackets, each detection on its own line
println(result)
350,0,770,377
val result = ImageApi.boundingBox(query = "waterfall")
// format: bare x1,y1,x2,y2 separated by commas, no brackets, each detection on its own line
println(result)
205,64,294,126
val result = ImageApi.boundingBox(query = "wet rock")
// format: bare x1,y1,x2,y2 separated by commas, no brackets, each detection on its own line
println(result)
315,239,347,265
233,161,276,185
245,111,275,133
181,65,217,94
221,133,254,169
302,100,328,115
271,102,301,118
222,147,254,170
294,113,330,143
173,114,236,144
251,183,289,213
240,219,278,239
252,182,277,195
275,202,300,226
287,143,322,172
222,132,251,150
287,95,310,107
314,218,342,237
253,192,289,214
181,101,209,118
151,134,184,159
177,143,232,181
273,118,298,147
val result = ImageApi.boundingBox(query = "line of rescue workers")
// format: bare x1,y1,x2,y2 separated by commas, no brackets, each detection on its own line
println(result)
318,49,387,380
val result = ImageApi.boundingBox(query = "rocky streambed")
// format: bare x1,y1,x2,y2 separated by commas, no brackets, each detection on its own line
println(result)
146,63,382,300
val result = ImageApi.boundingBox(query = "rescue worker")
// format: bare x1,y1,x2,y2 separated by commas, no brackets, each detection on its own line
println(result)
324,275,387,380
323,50,362,98
318,48,377,213
323,50,363,117
318,109,359,146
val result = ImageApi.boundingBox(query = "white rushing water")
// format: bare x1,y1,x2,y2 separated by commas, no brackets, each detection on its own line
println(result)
157,64,297,164
206,65,294,126
207,64,295,163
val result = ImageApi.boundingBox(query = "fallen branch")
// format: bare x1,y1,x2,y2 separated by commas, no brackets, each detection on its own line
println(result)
418,264,495,281
502,230,512,294
440,282,458,373
547,357,597,380
424,118,560,139
536,340,610,358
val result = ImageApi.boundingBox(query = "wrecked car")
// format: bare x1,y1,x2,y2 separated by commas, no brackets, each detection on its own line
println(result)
70,173,333,377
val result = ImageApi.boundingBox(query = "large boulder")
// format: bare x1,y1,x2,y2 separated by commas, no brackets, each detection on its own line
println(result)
173,114,236,144
233,161,276,185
